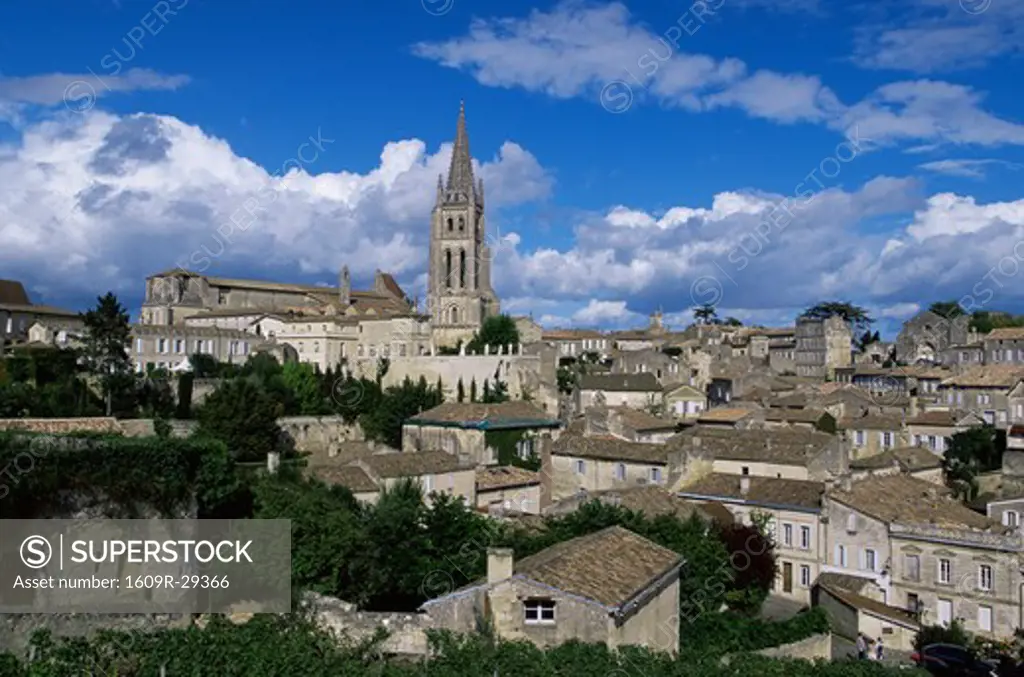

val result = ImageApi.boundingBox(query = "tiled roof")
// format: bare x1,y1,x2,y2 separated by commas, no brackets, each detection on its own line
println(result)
512,526,682,608
829,475,999,530
818,582,920,629
697,408,753,423
905,410,965,427
358,451,475,478
611,407,677,431
680,473,824,510
552,432,669,464
407,401,560,429
986,328,1024,341
476,466,540,491
0,302,80,317
574,486,709,520
816,572,875,595
763,408,830,424
0,279,30,306
578,372,661,392
131,324,263,339
541,329,604,340
673,426,836,466
941,365,1024,388
309,465,379,493
837,413,904,430
848,446,942,472
664,383,704,398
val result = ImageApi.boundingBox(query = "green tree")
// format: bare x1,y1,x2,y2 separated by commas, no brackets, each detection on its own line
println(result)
80,292,133,415
467,315,520,354
944,425,1004,500
281,361,326,415
197,378,283,462
190,352,220,377
801,300,873,334
481,378,509,403
176,371,194,418
470,377,478,402
361,376,442,449
723,317,742,326
693,303,718,325
929,300,965,319
457,378,466,402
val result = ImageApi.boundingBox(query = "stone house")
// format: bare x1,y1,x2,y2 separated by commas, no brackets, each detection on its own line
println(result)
576,372,662,411
549,428,670,501
679,473,825,604
663,383,707,419
403,401,562,466
795,315,853,379
612,348,685,385
672,426,847,482
475,466,543,515
895,310,970,365
944,341,986,367
26,318,85,349
584,406,678,443
514,316,544,344
0,279,83,352
982,328,1024,366
939,366,1024,425
542,329,610,360
352,451,477,506
819,387,910,420
905,409,984,455
545,485,729,524
837,413,910,461
761,408,835,432
1006,380,1024,426
814,575,920,652
308,464,383,503
985,494,1024,534
421,527,683,653
824,475,1023,639
129,323,268,372
847,446,944,484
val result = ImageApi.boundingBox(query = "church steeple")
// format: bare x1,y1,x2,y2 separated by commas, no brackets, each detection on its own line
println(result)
445,100,475,202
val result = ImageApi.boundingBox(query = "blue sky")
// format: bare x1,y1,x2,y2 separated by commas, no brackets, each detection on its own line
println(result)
1,0,1023,337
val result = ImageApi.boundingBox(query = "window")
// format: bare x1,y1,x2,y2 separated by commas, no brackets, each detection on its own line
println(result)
135,338,143,353
174,339,184,354
574,459,585,475
881,432,894,448
800,565,811,587
846,513,857,533
864,548,877,572
1004,511,1019,527
157,338,167,353
614,463,626,480
905,554,920,581
835,544,847,567
741,467,750,476
854,430,865,446
907,592,920,614
422,475,434,494
800,525,811,550
979,605,993,632
524,600,555,625
783,524,793,547
979,564,993,591
928,435,938,450
650,467,662,483
939,558,952,584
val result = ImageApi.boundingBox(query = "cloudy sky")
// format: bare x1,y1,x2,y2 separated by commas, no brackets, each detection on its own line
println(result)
1,0,1022,336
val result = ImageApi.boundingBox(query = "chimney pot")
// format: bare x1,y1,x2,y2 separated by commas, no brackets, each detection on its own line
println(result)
487,548,514,584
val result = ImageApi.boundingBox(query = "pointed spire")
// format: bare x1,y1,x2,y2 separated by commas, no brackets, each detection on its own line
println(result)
436,173,444,205
445,100,474,199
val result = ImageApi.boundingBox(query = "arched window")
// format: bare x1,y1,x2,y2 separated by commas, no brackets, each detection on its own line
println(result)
451,307,459,324
445,250,452,288
447,217,453,231
458,216,465,231
459,249,466,288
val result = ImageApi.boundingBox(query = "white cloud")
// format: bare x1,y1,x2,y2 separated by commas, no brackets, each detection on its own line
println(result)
852,1,1024,73
571,299,642,326
0,68,189,109
875,302,921,319
414,2,1024,148
0,110,552,305
919,158,1023,179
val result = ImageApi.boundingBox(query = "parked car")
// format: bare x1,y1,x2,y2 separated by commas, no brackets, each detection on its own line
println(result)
912,644,1000,677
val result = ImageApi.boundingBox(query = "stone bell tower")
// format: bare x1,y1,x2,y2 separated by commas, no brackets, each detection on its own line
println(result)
427,101,500,347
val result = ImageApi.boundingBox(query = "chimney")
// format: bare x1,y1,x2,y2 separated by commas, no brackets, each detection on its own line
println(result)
739,475,750,497
339,265,351,307
909,396,919,418
487,548,514,584
539,433,553,511
266,451,280,475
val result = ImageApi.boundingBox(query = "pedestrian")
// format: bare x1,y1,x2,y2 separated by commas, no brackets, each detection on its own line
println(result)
876,637,884,662
856,634,867,660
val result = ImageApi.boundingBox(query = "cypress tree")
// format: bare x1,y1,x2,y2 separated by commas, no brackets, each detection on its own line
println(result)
457,378,465,402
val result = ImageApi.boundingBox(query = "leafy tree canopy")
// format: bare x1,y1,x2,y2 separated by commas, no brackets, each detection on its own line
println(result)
801,301,873,333
467,314,520,354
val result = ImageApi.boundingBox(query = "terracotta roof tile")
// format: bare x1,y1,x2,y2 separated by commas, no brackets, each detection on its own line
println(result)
578,372,661,392
818,582,920,629
837,413,904,430
848,446,942,472
513,526,682,608
610,406,677,431
0,279,30,306
941,365,1024,389
829,475,998,530
986,328,1024,341
680,473,824,510
673,426,836,465
357,451,475,478
309,465,379,493
697,408,753,423
552,432,669,464
476,466,540,491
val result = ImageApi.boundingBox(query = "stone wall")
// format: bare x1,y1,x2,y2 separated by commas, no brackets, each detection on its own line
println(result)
118,418,197,438
754,633,832,660
278,416,365,458
305,593,430,656
0,418,123,435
